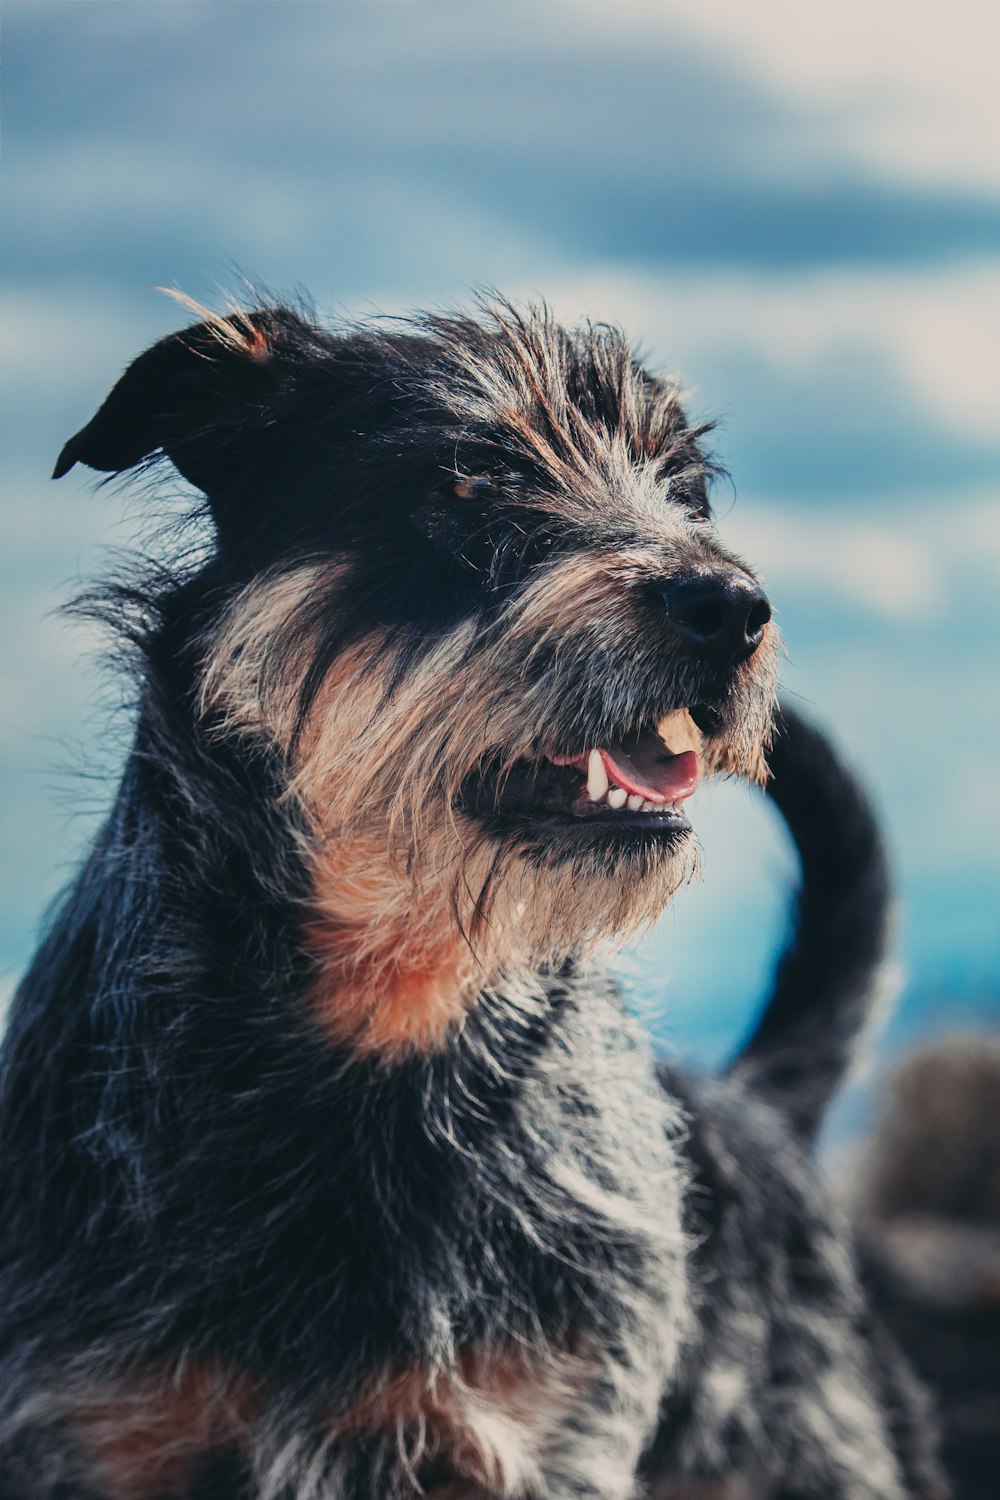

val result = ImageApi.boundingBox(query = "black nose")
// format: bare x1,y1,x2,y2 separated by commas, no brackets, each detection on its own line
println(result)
661,571,771,667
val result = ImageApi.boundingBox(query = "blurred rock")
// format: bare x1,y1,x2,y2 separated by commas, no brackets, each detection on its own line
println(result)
853,1032,1000,1499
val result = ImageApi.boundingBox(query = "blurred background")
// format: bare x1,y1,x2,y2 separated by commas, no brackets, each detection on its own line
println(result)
2,0,999,1151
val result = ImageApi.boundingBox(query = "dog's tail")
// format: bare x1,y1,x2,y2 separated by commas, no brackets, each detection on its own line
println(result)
727,705,892,1144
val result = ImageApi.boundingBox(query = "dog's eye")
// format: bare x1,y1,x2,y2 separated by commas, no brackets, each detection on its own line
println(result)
669,475,713,521
452,474,499,501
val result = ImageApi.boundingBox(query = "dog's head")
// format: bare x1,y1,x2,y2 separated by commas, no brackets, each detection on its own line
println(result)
57,297,779,1054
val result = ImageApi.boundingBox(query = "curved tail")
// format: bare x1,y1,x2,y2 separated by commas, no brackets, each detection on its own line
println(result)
727,705,893,1144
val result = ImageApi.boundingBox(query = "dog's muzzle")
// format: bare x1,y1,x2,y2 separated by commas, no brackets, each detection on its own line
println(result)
660,570,771,669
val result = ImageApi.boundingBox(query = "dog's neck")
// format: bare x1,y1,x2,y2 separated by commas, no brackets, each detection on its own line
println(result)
92,698,549,1066
302,830,540,1061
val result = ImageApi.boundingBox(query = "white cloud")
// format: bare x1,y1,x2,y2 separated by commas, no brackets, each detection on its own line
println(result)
726,511,942,620
722,492,1000,620
560,0,1000,190
537,260,1000,445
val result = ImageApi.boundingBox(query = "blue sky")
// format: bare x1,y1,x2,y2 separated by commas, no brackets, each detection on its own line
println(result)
2,0,999,1112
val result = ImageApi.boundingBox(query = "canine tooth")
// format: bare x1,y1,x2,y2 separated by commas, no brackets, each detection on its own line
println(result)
607,787,628,809
587,749,609,802
626,794,643,811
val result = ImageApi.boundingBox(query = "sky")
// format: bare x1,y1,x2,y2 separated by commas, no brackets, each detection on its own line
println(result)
2,0,999,1129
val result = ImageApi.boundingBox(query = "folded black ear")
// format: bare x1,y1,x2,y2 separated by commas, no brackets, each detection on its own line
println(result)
53,306,305,497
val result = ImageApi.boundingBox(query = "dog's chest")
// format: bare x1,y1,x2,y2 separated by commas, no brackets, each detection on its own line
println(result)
336,1347,599,1494
73,1350,596,1500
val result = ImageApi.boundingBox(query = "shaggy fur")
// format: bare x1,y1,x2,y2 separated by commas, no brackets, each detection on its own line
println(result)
0,295,943,1498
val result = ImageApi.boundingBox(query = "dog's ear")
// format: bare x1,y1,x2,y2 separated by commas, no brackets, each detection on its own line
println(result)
53,305,311,505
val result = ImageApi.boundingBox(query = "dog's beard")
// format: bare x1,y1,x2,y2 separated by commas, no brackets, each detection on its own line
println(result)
293,802,701,1060
200,561,776,1055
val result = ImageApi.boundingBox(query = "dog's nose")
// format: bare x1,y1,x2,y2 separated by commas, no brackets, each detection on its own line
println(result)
661,571,771,666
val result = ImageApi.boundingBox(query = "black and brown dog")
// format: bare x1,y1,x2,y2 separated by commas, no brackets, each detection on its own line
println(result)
0,297,944,1498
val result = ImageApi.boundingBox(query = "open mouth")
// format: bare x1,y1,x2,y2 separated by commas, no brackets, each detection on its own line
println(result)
462,710,704,839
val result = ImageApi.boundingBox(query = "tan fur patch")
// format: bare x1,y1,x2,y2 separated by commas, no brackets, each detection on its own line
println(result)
73,1363,258,1500
335,1345,596,1494
201,569,489,1056
303,832,475,1056
199,561,340,749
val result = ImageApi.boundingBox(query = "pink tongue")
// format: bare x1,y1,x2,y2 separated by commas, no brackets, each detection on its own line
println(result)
600,746,700,804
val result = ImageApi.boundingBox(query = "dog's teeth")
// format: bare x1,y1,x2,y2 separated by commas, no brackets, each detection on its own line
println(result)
626,794,643,811
641,799,657,812
607,787,628,809
587,749,609,802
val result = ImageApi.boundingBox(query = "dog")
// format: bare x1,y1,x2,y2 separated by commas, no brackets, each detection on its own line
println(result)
0,296,945,1499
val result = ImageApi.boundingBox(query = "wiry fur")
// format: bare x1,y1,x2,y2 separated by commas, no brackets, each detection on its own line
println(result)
0,295,942,1497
